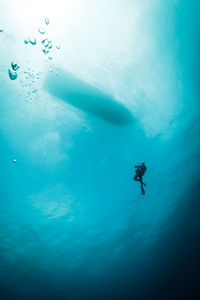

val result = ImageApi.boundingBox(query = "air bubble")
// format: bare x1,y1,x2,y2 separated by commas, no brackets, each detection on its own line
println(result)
38,27,46,34
42,48,49,54
8,68,17,80
11,62,20,71
24,39,29,44
29,36,36,45
45,18,49,25
42,38,47,43
42,39,49,47
0,27,3,32
13,159,17,163
56,43,60,49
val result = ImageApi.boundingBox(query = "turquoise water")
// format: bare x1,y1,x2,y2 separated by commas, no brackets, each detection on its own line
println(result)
0,1,200,299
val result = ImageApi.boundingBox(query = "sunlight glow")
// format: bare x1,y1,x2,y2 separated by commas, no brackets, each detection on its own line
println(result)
14,0,82,33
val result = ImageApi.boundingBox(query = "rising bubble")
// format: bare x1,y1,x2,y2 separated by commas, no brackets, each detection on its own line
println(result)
38,27,46,34
11,62,20,71
45,17,49,25
42,48,49,54
8,68,17,80
42,39,49,47
29,36,36,45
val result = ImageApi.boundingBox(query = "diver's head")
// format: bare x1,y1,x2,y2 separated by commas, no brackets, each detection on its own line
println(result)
142,162,145,165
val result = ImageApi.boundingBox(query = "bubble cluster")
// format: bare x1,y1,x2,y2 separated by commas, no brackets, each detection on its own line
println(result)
23,17,61,62
20,67,41,103
7,17,61,84
23,69,40,82
0,27,3,32
24,36,37,45
41,37,53,56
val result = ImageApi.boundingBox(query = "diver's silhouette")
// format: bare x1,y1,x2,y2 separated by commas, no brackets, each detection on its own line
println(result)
133,162,147,195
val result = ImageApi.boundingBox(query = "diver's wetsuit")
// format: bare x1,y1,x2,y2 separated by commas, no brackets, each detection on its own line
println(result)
134,164,147,195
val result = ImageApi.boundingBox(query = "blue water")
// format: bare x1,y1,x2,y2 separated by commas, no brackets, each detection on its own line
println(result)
0,1,200,299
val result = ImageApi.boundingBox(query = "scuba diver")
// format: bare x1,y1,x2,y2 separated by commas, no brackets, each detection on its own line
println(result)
133,162,147,195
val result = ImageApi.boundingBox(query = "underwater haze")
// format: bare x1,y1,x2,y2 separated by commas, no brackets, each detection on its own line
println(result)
0,0,200,299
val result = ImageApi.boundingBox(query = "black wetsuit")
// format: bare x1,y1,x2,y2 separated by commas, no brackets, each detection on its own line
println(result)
134,165,146,180
134,164,147,195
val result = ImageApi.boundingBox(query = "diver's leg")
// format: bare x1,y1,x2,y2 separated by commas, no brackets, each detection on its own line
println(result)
140,180,145,195
141,184,145,195
133,175,140,181
140,176,147,186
